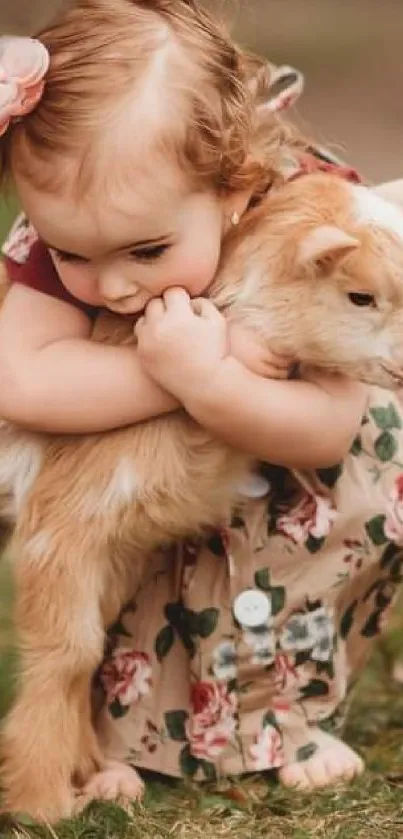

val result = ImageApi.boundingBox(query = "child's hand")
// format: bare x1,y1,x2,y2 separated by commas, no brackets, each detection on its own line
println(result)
229,322,293,379
135,288,229,399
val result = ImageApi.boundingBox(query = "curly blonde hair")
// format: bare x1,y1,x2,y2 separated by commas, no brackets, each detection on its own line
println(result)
0,0,302,198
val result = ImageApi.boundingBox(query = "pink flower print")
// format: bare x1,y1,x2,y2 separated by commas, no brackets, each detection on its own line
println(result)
274,652,299,691
277,492,338,545
100,649,152,707
249,724,284,770
187,681,237,760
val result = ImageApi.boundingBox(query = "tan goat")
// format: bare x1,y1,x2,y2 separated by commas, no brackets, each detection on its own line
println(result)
2,172,403,822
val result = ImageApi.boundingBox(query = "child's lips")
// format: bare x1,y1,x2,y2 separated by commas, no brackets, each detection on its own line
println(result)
104,298,142,315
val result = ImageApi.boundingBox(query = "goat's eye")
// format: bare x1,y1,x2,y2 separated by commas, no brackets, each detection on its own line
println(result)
348,292,376,308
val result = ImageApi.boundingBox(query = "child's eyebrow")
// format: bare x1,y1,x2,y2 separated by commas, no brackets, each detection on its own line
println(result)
43,234,173,258
116,234,174,251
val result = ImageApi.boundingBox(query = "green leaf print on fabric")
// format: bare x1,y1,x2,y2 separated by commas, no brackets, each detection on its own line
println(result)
305,534,325,554
340,600,358,640
361,609,382,638
108,618,132,639
254,569,286,616
263,710,281,731
271,587,286,616
165,710,188,742
374,431,398,462
350,435,362,456
363,579,382,602
365,515,387,546
255,568,271,591
370,403,402,431
164,602,220,657
316,660,335,679
380,543,402,570
197,608,219,639
155,625,175,662
299,679,329,699
390,558,403,581
295,650,311,667
179,744,199,778
109,699,130,719
207,533,226,557
316,464,343,488
296,742,318,763
164,602,196,657
198,759,218,782
375,583,395,610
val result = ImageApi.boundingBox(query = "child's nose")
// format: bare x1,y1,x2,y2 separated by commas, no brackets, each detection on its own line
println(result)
98,270,135,303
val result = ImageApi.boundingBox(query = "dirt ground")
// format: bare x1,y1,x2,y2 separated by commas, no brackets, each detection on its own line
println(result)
207,0,403,183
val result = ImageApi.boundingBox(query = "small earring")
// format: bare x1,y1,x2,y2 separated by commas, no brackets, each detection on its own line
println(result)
230,210,240,227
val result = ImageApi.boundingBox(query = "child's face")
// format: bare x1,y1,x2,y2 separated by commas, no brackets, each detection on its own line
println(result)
16,159,227,314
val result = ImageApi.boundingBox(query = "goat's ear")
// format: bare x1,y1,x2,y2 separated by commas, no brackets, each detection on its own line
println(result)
298,225,359,267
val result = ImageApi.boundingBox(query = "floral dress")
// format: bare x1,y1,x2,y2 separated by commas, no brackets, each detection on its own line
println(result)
96,388,403,780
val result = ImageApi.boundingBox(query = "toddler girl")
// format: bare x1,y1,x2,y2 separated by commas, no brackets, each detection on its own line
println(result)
1,0,403,814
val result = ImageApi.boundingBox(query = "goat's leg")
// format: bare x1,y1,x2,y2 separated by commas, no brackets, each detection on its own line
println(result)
0,528,111,824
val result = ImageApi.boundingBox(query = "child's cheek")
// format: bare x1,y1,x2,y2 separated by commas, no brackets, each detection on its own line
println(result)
58,265,101,306
177,250,221,296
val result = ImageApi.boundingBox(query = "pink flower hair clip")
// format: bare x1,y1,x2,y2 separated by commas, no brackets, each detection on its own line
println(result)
0,36,50,137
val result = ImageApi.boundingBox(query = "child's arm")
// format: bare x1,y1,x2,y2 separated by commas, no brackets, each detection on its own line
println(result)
185,361,366,469
0,284,177,433
136,290,367,470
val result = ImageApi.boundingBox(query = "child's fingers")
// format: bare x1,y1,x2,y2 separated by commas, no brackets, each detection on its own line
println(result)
134,315,145,335
163,288,191,311
258,355,293,379
144,297,165,322
266,364,291,379
191,297,222,321
266,350,293,365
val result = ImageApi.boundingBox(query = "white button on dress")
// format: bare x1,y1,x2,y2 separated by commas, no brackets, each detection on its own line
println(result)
233,589,271,628
236,473,270,499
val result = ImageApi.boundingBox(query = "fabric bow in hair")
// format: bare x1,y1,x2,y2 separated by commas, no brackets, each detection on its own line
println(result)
0,36,50,136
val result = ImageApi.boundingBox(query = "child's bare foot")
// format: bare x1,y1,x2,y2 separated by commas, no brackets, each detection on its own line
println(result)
74,760,144,812
392,659,403,684
279,726,364,791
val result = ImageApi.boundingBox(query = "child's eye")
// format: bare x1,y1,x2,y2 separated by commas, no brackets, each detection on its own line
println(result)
131,244,170,262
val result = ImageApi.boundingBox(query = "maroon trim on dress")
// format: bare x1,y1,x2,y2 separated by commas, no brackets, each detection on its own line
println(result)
3,240,98,319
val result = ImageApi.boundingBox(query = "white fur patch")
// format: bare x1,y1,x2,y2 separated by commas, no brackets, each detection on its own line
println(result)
102,457,138,509
80,456,138,520
0,433,43,516
25,530,52,561
353,185,403,240
237,266,262,303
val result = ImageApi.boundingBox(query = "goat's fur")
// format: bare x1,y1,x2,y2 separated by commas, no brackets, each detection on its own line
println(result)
2,173,403,821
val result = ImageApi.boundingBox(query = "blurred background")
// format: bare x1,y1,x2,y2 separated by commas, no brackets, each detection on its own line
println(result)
206,0,403,183
1,0,403,244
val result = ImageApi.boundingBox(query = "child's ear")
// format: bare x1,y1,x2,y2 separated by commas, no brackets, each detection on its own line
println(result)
298,225,359,268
